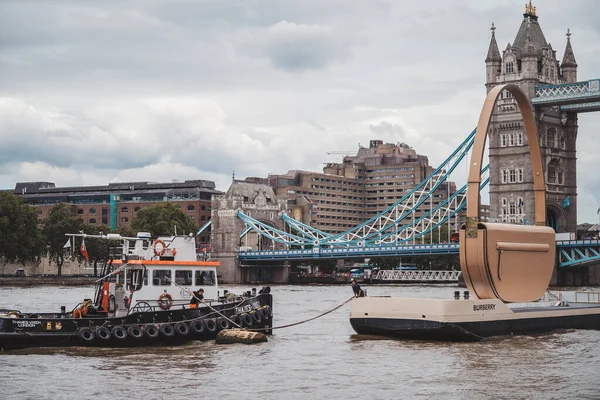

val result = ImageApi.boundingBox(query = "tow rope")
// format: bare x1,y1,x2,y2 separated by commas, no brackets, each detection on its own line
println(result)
167,278,354,331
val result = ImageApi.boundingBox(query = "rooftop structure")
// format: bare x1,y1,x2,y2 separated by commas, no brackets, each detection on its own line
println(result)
269,140,460,235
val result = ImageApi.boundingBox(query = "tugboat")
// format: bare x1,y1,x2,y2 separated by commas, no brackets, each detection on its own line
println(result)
0,232,273,351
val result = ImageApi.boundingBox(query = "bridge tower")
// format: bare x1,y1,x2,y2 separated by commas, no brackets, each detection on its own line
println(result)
211,181,290,283
485,2,578,233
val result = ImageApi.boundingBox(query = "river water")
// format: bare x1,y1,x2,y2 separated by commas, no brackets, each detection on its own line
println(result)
1,284,599,400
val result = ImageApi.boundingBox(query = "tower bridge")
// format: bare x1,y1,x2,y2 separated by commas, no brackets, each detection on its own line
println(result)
209,3,600,285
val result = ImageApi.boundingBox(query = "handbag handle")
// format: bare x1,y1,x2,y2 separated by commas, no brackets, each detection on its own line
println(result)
465,84,546,237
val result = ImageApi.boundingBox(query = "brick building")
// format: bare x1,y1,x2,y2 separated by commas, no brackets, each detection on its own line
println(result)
4,180,221,244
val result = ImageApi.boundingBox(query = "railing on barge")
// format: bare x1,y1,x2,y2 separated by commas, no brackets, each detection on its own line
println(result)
373,270,462,283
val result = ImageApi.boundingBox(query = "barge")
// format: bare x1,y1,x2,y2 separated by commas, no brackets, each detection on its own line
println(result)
350,292,600,341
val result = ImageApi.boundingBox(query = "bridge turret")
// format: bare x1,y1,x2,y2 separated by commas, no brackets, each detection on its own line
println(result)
561,29,577,83
485,23,502,89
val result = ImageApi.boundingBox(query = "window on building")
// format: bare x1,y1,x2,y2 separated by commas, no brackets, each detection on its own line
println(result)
501,170,507,184
506,61,514,74
200,216,206,221
77,209,84,215
517,168,524,183
134,207,141,212
558,169,564,185
152,269,172,286
517,197,524,214
509,202,516,215
195,270,216,286
122,207,129,213
175,270,192,286
201,205,206,211
547,128,556,148
560,135,566,149
89,218,96,224
89,208,96,214
187,205,195,211
102,208,108,215
121,217,129,223
548,163,556,183
501,198,507,206
517,132,524,146
508,133,515,147
509,169,516,183
500,134,507,147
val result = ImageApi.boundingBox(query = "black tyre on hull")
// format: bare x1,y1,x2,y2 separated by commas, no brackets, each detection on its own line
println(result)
96,326,111,340
159,324,175,338
111,326,128,340
127,325,144,339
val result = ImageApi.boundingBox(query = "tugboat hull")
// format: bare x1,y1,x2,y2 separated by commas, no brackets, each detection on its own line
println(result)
350,297,600,341
0,294,273,351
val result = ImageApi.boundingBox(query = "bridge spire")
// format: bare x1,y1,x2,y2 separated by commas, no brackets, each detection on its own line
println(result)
561,28,577,82
486,22,501,63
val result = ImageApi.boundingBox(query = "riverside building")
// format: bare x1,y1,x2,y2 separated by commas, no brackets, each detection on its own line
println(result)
3,180,221,244
269,140,462,235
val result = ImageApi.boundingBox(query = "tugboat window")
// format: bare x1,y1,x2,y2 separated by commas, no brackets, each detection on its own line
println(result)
195,270,215,286
152,269,172,286
175,270,192,286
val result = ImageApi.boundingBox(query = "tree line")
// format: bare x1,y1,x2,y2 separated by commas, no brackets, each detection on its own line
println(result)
0,192,198,276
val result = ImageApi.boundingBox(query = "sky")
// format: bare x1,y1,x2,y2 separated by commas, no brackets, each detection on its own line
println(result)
1,0,599,222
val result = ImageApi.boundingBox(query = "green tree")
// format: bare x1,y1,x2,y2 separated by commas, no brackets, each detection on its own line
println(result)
0,193,45,264
130,202,197,238
42,203,84,276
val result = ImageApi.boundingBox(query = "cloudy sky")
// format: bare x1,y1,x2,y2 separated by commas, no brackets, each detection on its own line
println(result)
1,0,599,222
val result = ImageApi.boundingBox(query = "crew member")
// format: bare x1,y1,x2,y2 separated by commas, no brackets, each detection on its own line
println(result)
190,288,205,308
351,279,365,297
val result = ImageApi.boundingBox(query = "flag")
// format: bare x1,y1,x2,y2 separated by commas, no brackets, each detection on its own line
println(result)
63,239,71,249
80,239,89,262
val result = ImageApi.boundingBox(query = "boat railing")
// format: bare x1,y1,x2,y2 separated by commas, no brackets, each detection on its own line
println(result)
574,291,600,303
128,296,249,315
548,291,600,304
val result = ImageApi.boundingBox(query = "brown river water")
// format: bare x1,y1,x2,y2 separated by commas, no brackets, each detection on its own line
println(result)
1,284,599,400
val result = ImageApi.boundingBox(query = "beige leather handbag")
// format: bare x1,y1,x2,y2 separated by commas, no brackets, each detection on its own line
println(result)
459,84,555,303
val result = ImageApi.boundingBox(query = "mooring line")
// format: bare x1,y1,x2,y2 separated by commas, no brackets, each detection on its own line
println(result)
247,296,355,332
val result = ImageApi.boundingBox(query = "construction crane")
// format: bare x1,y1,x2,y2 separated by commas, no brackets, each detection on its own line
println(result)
325,151,355,156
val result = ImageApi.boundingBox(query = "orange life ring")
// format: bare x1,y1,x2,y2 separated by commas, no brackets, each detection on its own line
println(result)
158,293,173,310
153,240,166,256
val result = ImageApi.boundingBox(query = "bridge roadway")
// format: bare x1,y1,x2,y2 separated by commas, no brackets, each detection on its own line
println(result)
238,239,600,268
532,79,600,112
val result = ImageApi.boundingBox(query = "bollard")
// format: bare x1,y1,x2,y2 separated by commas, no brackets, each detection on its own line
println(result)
252,287,257,296
454,291,460,300
463,291,470,300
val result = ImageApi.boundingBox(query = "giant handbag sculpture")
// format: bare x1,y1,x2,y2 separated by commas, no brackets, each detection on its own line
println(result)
459,84,555,303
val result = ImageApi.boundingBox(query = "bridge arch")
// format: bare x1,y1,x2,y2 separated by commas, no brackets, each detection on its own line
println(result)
546,203,564,232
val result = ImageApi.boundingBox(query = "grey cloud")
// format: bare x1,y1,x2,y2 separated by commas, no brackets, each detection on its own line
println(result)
1,0,600,221
369,121,406,137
